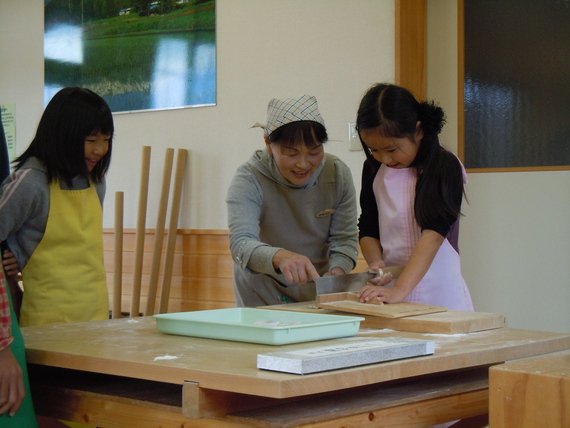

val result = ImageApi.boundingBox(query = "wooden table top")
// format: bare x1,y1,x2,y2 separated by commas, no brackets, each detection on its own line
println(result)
21,316,570,399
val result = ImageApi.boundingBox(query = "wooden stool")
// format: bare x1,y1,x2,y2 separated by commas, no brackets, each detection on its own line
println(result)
489,350,570,427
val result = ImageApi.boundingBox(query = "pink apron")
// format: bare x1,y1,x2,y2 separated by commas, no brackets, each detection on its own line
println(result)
374,165,473,311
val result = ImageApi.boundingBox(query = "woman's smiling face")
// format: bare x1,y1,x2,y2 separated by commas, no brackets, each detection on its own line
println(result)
266,137,324,186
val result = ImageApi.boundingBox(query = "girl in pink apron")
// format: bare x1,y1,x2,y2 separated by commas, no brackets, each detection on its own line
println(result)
355,84,473,311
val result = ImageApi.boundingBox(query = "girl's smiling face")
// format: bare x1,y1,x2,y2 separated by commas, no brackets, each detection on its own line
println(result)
359,124,423,168
84,131,110,171
266,136,324,186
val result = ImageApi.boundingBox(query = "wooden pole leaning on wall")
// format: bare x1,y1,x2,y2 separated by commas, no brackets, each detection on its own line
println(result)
145,148,175,316
112,191,124,319
158,148,188,314
130,145,151,318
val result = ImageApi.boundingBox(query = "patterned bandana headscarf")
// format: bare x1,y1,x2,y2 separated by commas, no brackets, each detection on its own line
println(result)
252,94,326,135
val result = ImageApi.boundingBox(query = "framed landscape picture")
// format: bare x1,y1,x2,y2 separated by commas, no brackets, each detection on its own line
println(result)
44,0,216,113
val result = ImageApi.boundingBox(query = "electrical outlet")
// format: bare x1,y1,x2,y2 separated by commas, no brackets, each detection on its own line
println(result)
348,122,361,151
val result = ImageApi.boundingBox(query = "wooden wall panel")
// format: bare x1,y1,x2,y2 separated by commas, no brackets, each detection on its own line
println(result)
104,229,234,314
104,229,367,315
395,0,427,99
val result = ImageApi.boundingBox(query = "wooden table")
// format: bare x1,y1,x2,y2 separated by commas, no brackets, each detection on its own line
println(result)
22,315,570,427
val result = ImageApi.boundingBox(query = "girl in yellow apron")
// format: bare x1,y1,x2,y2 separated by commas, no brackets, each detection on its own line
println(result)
0,87,113,325
0,87,114,427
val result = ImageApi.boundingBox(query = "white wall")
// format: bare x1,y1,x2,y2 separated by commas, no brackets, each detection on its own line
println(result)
2,1,569,334
427,1,570,334
0,0,394,230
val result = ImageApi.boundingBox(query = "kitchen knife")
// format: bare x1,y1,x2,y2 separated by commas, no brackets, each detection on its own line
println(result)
314,266,404,295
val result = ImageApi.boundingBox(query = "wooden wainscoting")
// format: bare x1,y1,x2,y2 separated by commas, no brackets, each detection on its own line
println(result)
103,228,368,314
103,229,235,314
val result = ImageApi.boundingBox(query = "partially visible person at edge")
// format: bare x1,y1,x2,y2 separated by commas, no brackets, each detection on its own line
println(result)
355,83,473,311
226,94,359,307
0,87,113,327
0,118,38,427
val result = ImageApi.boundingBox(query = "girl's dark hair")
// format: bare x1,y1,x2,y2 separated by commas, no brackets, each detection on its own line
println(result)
356,83,463,230
268,121,328,149
15,87,114,186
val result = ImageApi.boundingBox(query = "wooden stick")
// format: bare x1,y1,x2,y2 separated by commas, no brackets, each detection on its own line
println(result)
112,191,124,319
158,149,188,314
130,146,151,318
145,148,174,316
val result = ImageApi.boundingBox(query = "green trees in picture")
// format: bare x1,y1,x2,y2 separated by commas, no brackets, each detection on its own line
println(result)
44,0,216,112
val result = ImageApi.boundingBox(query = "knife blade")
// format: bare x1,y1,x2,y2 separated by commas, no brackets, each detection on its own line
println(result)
314,266,404,295
315,271,376,295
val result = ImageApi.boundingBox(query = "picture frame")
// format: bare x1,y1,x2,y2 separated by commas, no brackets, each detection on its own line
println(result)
44,0,216,113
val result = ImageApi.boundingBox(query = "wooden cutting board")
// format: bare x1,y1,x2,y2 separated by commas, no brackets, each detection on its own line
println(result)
266,301,507,334
316,292,447,318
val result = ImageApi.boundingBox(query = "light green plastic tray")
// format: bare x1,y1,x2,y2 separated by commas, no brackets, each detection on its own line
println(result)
153,308,364,345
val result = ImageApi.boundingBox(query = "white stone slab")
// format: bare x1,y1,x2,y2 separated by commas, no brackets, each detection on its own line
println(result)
257,337,435,375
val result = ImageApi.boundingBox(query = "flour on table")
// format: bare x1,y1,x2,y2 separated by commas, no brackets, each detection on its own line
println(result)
154,355,178,361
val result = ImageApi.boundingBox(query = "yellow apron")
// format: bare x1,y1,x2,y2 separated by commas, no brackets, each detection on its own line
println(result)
20,179,109,327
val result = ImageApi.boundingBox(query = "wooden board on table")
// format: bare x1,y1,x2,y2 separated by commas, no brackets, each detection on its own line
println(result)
266,301,507,334
316,292,447,318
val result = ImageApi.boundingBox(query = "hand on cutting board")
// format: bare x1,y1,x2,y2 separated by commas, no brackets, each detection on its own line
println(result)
0,347,25,417
357,282,407,304
273,249,320,286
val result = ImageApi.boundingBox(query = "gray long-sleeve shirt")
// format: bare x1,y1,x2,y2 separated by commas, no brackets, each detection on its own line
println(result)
226,149,358,277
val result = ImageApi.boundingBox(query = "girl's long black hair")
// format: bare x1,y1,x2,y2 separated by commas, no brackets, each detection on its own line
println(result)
356,83,464,231
15,87,113,186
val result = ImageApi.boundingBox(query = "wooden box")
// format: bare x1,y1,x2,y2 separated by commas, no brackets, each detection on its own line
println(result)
489,350,570,427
